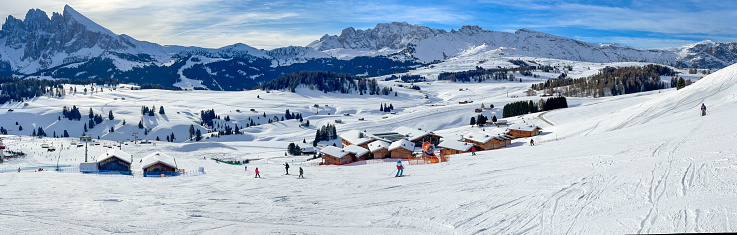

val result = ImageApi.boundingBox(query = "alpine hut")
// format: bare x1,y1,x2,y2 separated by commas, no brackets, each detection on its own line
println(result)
343,145,370,161
367,140,391,159
438,140,475,155
141,152,179,177
507,124,542,138
388,139,415,159
392,126,442,147
320,146,353,165
339,130,375,148
97,149,133,173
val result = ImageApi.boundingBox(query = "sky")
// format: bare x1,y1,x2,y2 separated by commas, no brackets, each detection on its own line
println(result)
0,0,735,50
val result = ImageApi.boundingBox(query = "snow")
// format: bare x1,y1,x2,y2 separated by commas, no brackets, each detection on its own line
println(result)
438,139,474,151
338,130,374,146
1,62,737,233
63,5,117,36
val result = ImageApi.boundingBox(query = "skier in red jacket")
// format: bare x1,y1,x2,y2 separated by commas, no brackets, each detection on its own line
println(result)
254,168,261,178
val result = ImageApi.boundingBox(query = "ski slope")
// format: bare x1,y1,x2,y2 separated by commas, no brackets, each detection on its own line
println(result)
1,63,737,233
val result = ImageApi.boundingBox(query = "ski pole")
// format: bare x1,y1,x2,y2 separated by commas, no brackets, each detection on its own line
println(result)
390,169,397,176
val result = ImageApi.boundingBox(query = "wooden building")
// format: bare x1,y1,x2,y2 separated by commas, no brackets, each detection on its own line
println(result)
393,126,442,147
320,146,353,165
141,152,178,177
368,140,391,159
462,131,496,150
388,139,414,159
339,130,375,148
507,125,543,138
97,149,132,172
343,145,370,161
438,140,475,155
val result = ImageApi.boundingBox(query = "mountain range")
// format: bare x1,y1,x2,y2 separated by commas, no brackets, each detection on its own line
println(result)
1,5,737,90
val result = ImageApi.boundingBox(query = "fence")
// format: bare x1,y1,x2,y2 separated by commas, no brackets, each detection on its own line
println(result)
26,167,208,178
341,158,398,166
0,165,72,173
407,155,450,165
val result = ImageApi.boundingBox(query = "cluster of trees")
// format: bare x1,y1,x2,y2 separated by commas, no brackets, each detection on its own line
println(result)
31,127,47,137
469,114,497,126
139,83,179,90
0,77,66,104
62,106,83,121
531,64,676,97
503,96,569,118
687,68,711,75
284,109,303,121
257,71,389,95
200,109,219,127
188,125,202,141
0,126,7,135
313,124,337,146
287,143,302,155
671,77,693,90
380,103,395,112
141,105,164,116
438,67,512,83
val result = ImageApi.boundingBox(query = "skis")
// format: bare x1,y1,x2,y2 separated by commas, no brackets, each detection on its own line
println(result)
394,174,410,177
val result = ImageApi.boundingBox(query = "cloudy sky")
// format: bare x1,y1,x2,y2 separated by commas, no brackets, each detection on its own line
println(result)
1,0,735,50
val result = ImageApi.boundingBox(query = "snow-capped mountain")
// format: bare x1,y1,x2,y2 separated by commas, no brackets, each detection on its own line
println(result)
1,6,737,90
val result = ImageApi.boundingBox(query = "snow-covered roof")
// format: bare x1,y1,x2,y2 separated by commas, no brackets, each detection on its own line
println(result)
319,146,350,158
300,147,316,153
438,140,475,152
343,145,369,157
367,140,391,152
507,124,542,132
388,139,414,151
141,152,177,169
463,131,494,143
392,126,436,141
339,130,375,146
97,149,132,164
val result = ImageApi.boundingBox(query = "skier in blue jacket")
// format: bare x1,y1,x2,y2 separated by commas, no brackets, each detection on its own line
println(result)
396,160,404,177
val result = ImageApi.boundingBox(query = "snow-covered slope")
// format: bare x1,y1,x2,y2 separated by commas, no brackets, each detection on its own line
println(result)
1,63,737,233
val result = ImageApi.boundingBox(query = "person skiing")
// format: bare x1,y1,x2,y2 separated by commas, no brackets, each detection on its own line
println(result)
298,167,304,178
701,103,707,116
18,167,21,172
530,139,535,146
254,168,261,178
396,160,404,177
284,162,290,175
471,146,476,155
244,165,248,172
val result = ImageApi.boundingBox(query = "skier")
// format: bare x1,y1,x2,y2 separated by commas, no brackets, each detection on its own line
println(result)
530,139,535,146
298,167,304,178
471,146,476,155
701,103,707,116
18,167,21,172
396,160,404,177
254,168,261,178
284,162,290,175
244,165,247,172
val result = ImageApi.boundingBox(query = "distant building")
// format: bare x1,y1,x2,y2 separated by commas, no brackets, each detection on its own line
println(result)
339,130,375,148
391,126,442,147
507,124,542,138
343,145,370,161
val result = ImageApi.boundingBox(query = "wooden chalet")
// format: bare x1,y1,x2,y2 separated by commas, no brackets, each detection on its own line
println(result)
392,126,442,147
388,139,415,159
462,131,496,150
320,146,353,165
97,149,132,172
367,140,391,159
507,124,543,138
343,145,370,161
339,130,375,148
438,140,475,155
141,152,178,177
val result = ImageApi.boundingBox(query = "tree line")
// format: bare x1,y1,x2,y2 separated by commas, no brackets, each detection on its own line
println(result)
503,96,568,118
257,71,388,95
531,64,676,97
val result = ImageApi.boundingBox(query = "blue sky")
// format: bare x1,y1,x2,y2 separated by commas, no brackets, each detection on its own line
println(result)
1,0,735,50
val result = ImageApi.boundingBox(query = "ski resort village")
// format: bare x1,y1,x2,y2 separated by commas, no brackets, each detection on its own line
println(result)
2,3,737,234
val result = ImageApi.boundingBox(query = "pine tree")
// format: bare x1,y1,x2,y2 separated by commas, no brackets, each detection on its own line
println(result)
138,120,144,129
32,129,36,136
83,123,87,132
676,77,686,90
89,108,94,119
170,132,175,142
159,106,165,114
189,124,195,139
470,117,476,126
109,110,114,120
122,120,126,125
380,104,384,112
156,136,160,141
63,130,69,137
19,125,23,131
110,126,114,133
195,129,202,141
492,115,498,123
389,104,394,111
